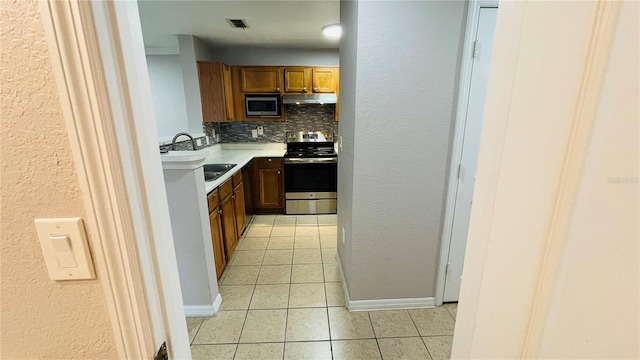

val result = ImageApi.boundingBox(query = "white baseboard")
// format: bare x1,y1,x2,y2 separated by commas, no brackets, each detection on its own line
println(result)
335,253,436,312
184,293,223,317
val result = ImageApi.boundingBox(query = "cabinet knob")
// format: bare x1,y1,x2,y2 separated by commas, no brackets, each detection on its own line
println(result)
313,87,318,92
277,170,281,175
302,87,307,93
276,87,280,92
232,195,235,199
218,209,222,215
268,158,272,162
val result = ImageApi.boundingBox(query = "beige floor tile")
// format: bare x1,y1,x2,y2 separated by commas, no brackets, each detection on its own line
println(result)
408,307,455,336
325,282,346,306
423,336,453,360
331,339,382,360
317,214,337,225
369,310,419,338
284,341,332,360
323,263,341,282
231,250,265,266
271,225,296,237
320,235,337,248
321,248,337,264
186,317,204,344
328,307,375,340
267,236,295,250
291,264,325,283
378,337,432,360
245,225,272,237
235,343,284,360
237,237,269,250
443,303,457,320
222,266,260,285
250,284,290,309
319,225,337,236
286,308,330,341
252,215,276,226
193,311,246,344
257,265,292,284
219,285,254,310
239,309,287,343
296,215,318,225
274,215,297,226
262,250,293,265
294,236,321,249
295,226,320,237
289,283,326,308
190,344,236,360
293,249,322,264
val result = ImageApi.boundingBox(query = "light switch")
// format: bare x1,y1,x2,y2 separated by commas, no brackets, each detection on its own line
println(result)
35,218,95,280
251,129,258,138
50,235,77,268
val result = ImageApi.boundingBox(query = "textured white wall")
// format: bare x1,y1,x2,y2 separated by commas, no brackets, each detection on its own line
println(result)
1,1,118,357
212,47,339,66
336,0,358,294
146,55,190,139
338,0,466,301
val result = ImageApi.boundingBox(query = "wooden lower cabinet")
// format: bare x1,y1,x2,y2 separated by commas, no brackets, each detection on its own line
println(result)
234,181,247,236
252,157,285,214
220,189,238,260
209,208,226,279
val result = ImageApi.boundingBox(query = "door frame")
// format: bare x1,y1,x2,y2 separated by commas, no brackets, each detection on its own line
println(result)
435,0,499,306
39,1,191,358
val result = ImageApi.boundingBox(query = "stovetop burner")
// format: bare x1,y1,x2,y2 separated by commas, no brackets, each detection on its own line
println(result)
285,131,336,158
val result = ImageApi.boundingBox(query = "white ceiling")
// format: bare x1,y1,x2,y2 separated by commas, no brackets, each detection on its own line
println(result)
137,0,340,52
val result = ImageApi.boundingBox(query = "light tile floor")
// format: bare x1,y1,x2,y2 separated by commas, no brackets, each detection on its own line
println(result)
187,215,457,360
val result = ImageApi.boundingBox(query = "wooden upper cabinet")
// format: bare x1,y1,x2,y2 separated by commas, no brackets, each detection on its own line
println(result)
312,68,337,93
198,62,234,122
284,67,312,93
240,67,282,93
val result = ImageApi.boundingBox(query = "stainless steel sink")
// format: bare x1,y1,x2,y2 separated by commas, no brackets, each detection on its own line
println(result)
204,164,236,173
203,164,236,182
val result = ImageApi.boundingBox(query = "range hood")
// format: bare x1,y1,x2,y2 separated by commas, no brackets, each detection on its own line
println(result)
282,93,337,105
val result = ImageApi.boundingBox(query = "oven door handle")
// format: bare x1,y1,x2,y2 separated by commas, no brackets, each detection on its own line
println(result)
284,157,338,164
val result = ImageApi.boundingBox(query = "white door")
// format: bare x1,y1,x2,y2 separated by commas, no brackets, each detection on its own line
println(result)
443,7,498,302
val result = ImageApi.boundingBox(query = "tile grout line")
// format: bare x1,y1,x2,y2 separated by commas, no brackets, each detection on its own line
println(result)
368,312,384,359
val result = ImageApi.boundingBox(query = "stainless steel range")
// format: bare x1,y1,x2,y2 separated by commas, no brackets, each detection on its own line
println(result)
284,131,337,214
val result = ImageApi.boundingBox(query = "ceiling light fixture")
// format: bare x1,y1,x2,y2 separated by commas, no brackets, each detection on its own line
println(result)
322,24,342,39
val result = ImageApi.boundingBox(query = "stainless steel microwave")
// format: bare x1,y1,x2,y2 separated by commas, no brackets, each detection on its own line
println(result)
245,95,281,117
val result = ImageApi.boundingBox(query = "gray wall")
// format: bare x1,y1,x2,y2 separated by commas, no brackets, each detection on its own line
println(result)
338,0,466,301
146,55,190,139
211,47,339,66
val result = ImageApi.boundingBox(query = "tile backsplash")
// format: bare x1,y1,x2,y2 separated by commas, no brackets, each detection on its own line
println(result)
204,104,338,143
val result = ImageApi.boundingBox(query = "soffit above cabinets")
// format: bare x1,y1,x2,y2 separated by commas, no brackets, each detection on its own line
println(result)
138,0,340,53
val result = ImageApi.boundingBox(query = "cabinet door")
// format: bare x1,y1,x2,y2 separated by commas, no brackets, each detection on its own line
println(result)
220,195,238,261
209,209,226,279
258,168,284,208
198,62,233,122
241,67,282,93
222,64,235,120
233,182,247,236
284,67,312,93
312,68,337,93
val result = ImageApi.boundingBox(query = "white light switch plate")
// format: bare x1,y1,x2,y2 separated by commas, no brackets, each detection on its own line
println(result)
34,218,95,281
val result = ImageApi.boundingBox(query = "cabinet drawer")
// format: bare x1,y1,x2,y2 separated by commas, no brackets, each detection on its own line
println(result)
256,157,283,169
232,170,243,187
207,189,219,213
219,177,233,200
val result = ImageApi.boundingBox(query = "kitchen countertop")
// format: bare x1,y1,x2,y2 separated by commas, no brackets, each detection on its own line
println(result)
198,143,286,194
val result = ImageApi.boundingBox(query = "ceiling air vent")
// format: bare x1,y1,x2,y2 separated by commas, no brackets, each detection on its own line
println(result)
226,19,249,29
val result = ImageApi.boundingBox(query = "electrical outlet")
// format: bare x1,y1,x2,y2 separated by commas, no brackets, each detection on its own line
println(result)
339,136,343,152
341,227,345,246
257,126,264,136
251,129,258,138
196,138,203,147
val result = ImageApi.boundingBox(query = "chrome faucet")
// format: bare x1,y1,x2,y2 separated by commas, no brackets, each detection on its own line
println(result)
171,132,198,151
